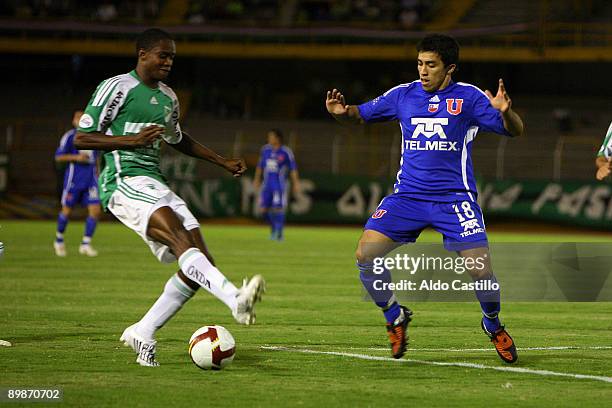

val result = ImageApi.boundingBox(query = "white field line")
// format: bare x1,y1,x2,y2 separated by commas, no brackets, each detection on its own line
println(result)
261,346,612,384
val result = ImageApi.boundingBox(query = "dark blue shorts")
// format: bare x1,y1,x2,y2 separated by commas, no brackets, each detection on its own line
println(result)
61,184,100,208
259,188,286,209
364,194,488,251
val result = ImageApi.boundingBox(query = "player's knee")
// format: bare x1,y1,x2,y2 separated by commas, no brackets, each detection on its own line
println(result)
468,266,491,280
355,245,374,265
168,228,196,257
355,247,363,263
89,206,101,219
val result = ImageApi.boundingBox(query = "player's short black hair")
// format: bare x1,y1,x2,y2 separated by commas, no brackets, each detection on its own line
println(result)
416,34,459,67
136,28,173,54
269,128,284,142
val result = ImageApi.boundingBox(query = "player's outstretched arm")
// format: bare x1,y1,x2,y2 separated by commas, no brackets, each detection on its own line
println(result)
75,125,164,150
290,170,301,194
55,153,91,163
596,156,611,181
485,79,524,137
326,89,364,125
253,167,263,190
170,132,247,177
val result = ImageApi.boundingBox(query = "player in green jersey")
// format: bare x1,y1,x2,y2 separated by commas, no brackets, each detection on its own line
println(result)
75,28,265,367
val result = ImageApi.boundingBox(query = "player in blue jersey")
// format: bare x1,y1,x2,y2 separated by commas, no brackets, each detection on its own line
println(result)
326,34,524,363
54,110,101,257
253,129,300,240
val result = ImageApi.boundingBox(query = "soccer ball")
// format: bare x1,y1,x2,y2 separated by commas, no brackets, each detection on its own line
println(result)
188,325,235,370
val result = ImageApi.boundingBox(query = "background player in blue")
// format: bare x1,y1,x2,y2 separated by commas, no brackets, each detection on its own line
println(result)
326,34,524,363
253,129,300,240
54,110,100,257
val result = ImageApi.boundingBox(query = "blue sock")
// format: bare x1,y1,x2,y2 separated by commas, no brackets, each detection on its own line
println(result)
358,262,400,324
262,211,271,226
383,303,401,324
474,275,501,333
270,211,284,239
56,213,69,242
274,211,285,239
83,216,97,244
262,212,275,236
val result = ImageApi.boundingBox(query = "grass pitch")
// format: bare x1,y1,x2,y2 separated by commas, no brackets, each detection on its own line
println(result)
0,220,611,407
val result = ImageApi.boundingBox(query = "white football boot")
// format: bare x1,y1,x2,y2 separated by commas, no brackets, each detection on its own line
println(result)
120,324,159,367
53,241,67,257
233,275,266,325
78,244,98,257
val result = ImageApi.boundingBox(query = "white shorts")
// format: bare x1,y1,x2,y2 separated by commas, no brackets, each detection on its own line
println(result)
108,176,199,263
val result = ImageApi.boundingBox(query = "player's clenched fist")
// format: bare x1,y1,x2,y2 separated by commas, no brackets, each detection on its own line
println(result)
223,158,247,177
326,89,349,116
596,159,612,181
133,125,164,147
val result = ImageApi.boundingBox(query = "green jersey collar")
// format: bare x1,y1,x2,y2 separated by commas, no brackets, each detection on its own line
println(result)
130,69,159,90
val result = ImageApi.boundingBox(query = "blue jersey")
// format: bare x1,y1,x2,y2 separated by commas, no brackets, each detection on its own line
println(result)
257,144,297,191
55,129,98,189
358,80,511,202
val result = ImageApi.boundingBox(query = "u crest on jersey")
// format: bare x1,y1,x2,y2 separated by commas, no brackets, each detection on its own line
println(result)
372,209,387,219
446,98,463,115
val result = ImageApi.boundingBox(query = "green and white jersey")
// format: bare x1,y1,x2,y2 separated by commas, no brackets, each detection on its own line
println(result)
78,70,182,209
597,121,612,159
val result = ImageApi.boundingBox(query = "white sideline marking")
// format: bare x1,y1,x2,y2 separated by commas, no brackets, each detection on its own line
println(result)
364,346,612,352
261,346,612,384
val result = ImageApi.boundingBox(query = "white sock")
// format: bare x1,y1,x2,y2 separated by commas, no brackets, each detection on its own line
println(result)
136,273,196,340
178,248,239,313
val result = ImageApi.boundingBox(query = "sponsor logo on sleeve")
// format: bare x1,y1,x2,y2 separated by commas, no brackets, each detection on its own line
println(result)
79,113,94,129
372,209,387,219
100,90,124,130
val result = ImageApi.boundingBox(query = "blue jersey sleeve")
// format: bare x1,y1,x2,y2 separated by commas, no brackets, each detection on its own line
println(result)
55,130,77,157
286,148,297,171
357,85,404,123
257,147,267,169
471,92,510,136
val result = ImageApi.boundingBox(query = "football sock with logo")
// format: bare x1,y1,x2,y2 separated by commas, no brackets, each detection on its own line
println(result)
136,273,196,340
358,262,400,323
56,213,69,242
474,274,501,333
178,248,239,312
82,216,97,244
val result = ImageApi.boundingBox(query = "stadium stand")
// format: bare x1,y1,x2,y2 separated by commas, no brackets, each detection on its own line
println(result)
0,1,610,206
